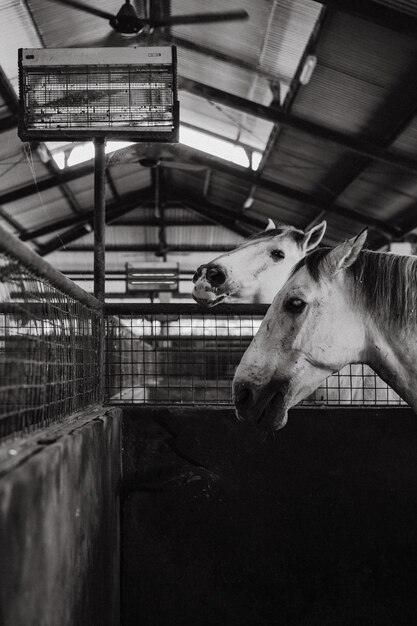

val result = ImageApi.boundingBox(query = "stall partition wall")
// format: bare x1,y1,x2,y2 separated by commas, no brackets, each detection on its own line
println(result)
0,228,120,626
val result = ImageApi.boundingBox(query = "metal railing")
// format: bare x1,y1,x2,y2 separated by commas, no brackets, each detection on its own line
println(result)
104,304,406,408
0,226,103,442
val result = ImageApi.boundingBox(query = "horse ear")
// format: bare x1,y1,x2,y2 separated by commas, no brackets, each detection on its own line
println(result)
326,229,368,275
265,218,276,231
302,220,326,252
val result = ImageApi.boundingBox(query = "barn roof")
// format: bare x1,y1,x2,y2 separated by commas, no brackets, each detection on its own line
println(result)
1,0,417,300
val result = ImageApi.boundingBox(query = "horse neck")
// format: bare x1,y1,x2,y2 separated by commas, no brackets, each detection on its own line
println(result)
365,320,417,412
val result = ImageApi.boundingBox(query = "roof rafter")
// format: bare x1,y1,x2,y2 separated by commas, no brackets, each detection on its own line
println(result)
169,35,287,87
165,145,399,237
0,65,83,217
62,244,238,253
179,76,417,175
0,141,398,238
38,187,153,256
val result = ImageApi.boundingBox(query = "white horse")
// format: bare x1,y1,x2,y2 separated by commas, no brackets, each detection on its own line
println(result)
233,230,414,431
193,219,398,406
192,219,327,306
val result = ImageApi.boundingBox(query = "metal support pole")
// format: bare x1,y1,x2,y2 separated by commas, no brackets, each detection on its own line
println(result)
94,137,106,302
93,137,106,402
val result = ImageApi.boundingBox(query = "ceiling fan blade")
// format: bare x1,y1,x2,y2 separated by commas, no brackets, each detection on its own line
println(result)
160,161,207,172
146,10,249,28
48,0,115,21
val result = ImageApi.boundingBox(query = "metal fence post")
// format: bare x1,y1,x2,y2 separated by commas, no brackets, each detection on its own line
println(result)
94,137,106,402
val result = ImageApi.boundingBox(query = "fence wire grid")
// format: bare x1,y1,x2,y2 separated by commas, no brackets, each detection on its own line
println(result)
0,253,102,441
105,306,406,408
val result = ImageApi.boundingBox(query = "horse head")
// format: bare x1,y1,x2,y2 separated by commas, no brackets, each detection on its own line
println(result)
233,231,368,431
192,219,327,306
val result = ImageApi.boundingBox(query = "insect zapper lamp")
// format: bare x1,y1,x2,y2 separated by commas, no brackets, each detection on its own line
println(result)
18,46,179,302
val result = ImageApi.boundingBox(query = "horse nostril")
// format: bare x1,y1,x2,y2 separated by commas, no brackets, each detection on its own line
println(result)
234,381,252,409
192,265,205,284
206,265,226,287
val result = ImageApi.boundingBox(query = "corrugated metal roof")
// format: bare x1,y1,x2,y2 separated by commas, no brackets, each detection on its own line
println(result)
2,0,417,277
249,188,318,229
375,0,417,17
109,166,152,197
179,90,273,151
258,0,322,83
114,206,208,224
292,64,388,136
4,186,68,229
177,49,271,105
64,224,242,249
338,164,417,222
0,0,42,91
391,117,417,157
171,0,273,63
318,12,417,88
28,0,116,47
261,127,348,195
66,174,113,211
0,129,50,194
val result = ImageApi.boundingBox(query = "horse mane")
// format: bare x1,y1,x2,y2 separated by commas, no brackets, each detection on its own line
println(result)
292,247,417,329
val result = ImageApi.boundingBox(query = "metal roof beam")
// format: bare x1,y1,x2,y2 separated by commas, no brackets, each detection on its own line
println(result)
169,35,288,86
302,60,417,247
37,187,153,256
182,202,252,239
0,66,17,114
179,76,417,175
0,115,17,132
62,244,238,253
20,186,153,241
0,205,27,236
166,145,399,237
0,65,83,216
175,192,265,232
0,161,95,205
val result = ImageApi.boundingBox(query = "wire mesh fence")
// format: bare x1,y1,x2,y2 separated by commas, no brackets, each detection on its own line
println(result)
104,305,406,408
0,251,103,442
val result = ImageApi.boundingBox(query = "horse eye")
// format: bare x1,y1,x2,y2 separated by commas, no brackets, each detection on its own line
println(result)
270,249,285,261
285,297,306,314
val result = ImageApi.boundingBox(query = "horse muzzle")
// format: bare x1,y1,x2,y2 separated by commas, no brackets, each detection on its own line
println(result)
192,284,227,307
233,379,289,431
